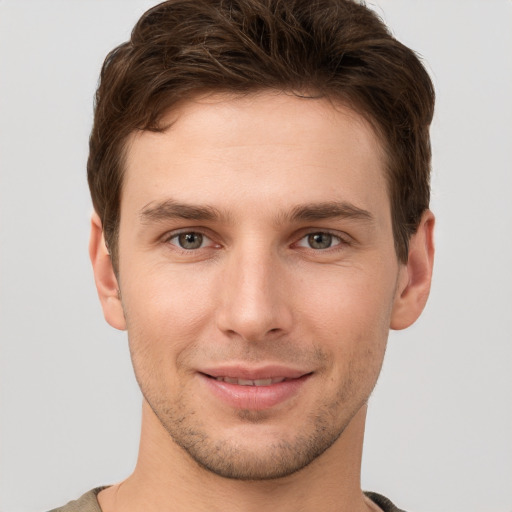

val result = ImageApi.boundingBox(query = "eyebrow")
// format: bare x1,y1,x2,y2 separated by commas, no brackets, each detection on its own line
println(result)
139,199,374,225
139,199,227,223
285,201,374,224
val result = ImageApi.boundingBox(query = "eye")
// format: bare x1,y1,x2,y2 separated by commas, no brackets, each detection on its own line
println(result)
297,232,343,250
169,232,210,250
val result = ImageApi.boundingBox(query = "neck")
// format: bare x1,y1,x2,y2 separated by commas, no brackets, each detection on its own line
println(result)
98,401,372,512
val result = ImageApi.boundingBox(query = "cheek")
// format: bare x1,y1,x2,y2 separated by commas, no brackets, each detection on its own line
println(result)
295,265,395,372
297,263,397,331
121,266,215,369
124,260,214,321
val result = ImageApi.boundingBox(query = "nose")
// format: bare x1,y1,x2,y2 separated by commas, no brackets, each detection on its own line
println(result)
215,244,293,343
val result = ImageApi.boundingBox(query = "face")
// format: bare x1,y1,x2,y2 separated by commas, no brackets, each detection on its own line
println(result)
114,92,406,480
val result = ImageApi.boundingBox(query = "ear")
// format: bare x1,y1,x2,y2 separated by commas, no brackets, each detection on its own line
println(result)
89,211,126,331
390,210,435,330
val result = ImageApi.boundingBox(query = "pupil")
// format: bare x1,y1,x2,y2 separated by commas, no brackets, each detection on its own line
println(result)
179,232,203,249
309,233,332,249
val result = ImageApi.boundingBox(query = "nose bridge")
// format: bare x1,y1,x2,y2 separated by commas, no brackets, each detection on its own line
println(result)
215,238,291,341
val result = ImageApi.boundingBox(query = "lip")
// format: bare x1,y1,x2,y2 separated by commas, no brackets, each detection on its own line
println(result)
200,364,308,380
198,365,312,410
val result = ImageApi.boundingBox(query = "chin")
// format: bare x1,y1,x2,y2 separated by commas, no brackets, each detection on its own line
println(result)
180,437,337,481
158,406,348,481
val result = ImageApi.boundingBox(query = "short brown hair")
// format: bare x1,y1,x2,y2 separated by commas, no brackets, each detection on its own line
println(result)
88,0,435,266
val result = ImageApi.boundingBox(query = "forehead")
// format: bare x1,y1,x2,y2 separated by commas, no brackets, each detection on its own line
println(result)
122,91,390,225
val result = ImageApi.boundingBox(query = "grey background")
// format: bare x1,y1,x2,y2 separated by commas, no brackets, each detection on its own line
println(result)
1,1,511,511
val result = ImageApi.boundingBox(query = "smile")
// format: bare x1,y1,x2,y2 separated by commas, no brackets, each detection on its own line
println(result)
213,376,288,386
199,369,312,410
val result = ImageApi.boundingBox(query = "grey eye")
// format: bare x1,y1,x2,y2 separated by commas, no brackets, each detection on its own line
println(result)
296,232,343,250
176,232,204,249
307,233,333,249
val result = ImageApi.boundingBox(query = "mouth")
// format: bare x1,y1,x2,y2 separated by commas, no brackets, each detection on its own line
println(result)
208,376,294,386
198,367,313,410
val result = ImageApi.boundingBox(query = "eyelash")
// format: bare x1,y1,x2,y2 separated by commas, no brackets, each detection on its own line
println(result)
163,229,350,253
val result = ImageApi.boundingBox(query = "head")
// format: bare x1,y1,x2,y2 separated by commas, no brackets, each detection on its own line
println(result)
88,0,435,482
88,0,434,270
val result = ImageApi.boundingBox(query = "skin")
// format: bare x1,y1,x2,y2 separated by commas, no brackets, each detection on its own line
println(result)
90,91,435,512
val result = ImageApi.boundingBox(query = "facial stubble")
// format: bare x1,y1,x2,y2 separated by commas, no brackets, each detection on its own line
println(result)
131,339,382,482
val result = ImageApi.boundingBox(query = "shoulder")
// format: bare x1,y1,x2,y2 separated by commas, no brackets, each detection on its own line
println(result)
47,487,107,512
365,491,407,512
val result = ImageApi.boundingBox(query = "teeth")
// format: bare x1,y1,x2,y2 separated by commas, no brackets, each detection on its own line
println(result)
253,379,272,386
214,376,286,386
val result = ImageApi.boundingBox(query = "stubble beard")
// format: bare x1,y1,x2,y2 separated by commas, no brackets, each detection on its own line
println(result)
143,374,362,481
125,313,386,482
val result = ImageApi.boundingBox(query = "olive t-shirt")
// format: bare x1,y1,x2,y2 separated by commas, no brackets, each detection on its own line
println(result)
48,487,406,512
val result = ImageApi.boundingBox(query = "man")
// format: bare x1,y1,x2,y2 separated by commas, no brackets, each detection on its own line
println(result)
51,0,435,510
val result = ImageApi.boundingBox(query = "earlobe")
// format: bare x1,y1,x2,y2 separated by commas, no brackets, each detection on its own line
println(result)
390,210,435,330
89,211,126,331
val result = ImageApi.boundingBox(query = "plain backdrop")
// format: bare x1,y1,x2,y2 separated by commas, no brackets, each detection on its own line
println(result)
1,1,511,511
